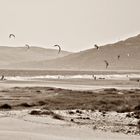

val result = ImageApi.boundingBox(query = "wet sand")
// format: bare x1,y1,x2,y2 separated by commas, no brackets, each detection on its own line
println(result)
0,78,140,91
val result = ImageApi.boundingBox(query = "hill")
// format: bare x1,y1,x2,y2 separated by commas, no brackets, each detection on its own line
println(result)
0,46,71,67
2,34,140,70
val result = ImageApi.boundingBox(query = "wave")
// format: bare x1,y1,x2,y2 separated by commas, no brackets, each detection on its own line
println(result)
5,74,140,81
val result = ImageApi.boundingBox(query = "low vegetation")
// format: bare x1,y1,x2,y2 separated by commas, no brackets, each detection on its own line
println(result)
0,104,12,110
30,109,64,120
0,87,140,113
42,88,140,113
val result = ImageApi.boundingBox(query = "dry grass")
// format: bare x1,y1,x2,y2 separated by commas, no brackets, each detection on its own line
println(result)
17,103,35,108
42,88,140,112
0,87,140,113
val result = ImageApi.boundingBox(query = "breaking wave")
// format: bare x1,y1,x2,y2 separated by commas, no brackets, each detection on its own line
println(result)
5,74,140,81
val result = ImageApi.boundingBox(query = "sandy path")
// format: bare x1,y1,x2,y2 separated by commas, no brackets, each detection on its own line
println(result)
0,116,139,140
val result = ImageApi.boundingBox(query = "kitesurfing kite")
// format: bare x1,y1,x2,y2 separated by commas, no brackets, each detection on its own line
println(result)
104,60,109,69
94,44,99,50
25,44,30,49
9,34,15,39
54,44,61,54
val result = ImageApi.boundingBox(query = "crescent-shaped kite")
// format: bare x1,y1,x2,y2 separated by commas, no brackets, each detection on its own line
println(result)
104,60,109,69
9,34,15,39
54,44,61,54
25,44,30,49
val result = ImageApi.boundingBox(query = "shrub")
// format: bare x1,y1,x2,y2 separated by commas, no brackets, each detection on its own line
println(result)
30,110,41,115
137,120,140,132
38,101,46,106
52,113,64,120
0,104,12,109
19,103,34,107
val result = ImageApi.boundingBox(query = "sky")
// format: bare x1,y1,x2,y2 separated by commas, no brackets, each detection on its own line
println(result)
0,0,140,52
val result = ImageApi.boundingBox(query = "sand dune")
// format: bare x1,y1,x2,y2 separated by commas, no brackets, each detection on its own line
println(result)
7,34,140,70
0,46,71,67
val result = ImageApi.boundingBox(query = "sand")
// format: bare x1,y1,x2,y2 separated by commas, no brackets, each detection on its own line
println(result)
0,79,140,139
0,78,140,91
0,110,139,140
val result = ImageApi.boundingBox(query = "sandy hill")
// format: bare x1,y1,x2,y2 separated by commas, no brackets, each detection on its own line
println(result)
2,34,140,70
0,46,71,67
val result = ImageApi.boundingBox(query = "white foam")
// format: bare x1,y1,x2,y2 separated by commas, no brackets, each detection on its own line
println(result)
5,74,140,81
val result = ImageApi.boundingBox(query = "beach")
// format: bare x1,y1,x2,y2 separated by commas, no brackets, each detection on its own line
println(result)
0,114,139,140
0,0,140,139
0,76,140,140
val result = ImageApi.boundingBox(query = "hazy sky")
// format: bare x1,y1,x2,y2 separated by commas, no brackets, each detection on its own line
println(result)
0,0,140,52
